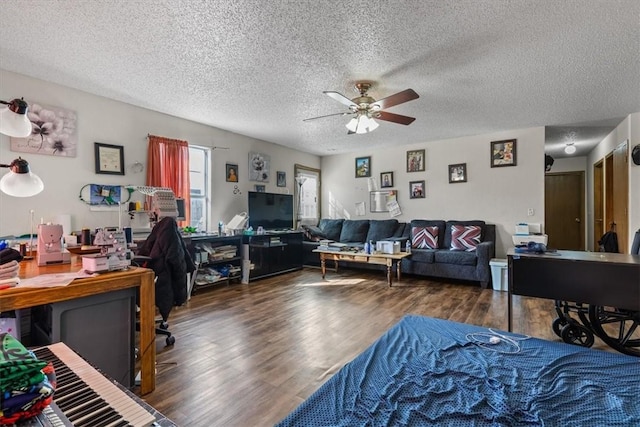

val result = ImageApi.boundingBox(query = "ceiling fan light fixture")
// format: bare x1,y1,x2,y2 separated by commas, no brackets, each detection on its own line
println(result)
564,143,576,154
345,117,359,133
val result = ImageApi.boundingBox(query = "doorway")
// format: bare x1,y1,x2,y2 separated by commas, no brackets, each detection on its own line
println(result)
545,171,585,250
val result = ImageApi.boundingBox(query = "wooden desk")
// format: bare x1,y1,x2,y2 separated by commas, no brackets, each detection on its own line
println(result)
507,249,640,332
0,257,156,395
314,249,411,286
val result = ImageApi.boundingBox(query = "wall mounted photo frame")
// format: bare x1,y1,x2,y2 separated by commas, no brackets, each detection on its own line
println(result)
491,139,517,167
277,171,286,187
355,156,371,177
380,171,393,188
226,163,239,182
249,152,270,182
10,102,78,157
406,149,425,172
409,180,425,199
448,163,467,183
94,142,124,175
255,184,266,192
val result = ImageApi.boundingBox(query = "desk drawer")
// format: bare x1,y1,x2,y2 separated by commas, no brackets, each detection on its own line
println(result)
337,254,368,262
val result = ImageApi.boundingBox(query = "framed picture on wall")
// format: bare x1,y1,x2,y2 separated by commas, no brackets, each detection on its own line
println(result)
409,180,425,199
255,184,266,192
226,163,239,182
448,163,467,183
94,142,125,175
276,171,286,187
355,156,371,177
491,139,517,167
380,171,393,188
406,149,425,172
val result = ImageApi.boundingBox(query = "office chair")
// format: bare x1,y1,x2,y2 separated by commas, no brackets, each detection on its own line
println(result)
134,216,196,346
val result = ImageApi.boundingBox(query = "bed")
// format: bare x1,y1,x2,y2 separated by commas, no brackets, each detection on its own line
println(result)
276,315,640,426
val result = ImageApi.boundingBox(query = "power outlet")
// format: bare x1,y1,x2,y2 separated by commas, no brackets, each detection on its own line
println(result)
527,208,535,216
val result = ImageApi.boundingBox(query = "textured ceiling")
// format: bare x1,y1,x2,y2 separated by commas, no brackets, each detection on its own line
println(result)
1,1,639,157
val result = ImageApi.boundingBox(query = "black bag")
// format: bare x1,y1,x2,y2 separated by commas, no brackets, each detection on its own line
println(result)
598,230,619,253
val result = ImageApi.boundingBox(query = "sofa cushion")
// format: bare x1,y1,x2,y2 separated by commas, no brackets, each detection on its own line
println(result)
450,225,482,251
319,219,344,241
339,220,370,243
410,220,446,248
434,250,478,266
393,222,408,238
366,219,399,242
412,226,439,249
409,249,436,263
444,220,486,248
299,224,327,242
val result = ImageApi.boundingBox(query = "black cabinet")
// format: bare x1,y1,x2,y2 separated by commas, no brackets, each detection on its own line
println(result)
184,234,243,293
244,231,303,280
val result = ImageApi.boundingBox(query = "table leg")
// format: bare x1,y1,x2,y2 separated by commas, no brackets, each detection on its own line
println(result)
386,260,392,287
138,269,156,395
396,260,402,281
320,255,326,279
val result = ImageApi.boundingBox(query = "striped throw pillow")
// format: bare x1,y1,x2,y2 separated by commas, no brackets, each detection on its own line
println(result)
450,225,481,251
412,226,439,249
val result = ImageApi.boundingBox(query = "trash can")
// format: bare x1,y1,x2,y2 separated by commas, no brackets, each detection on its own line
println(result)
489,258,508,291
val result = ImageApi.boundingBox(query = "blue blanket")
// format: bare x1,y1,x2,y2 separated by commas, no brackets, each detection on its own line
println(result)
277,315,640,426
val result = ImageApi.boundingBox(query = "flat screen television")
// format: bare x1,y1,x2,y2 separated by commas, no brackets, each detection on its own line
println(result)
248,191,294,231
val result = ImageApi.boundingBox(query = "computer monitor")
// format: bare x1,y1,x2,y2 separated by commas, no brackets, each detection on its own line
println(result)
175,198,186,221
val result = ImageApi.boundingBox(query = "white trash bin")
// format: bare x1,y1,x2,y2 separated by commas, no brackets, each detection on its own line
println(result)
489,258,508,291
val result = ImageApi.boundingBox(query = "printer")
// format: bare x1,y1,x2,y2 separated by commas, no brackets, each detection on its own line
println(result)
512,223,548,246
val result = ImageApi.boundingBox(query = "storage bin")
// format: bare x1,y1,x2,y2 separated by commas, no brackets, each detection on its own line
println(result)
490,258,508,291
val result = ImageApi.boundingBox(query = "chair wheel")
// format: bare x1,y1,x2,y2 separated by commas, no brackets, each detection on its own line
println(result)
552,317,567,337
166,336,175,346
560,323,594,347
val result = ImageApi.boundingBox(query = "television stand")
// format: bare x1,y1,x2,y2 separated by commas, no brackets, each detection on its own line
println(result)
243,231,303,281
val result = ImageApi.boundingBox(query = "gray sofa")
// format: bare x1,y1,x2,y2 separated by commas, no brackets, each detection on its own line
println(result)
301,218,495,288
399,219,495,288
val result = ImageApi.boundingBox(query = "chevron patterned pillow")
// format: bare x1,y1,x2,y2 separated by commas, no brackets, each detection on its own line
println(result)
412,226,439,249
450,225,481,251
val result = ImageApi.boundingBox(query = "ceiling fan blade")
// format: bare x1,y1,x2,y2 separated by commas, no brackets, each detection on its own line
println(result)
303,111,353,122
375,111,416,125
324,91,357,108
370,89,419,110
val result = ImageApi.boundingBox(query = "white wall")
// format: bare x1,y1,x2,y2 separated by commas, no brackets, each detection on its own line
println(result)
321,127,546,257
0,70,320,236
550,156,587,173
586,112,640,252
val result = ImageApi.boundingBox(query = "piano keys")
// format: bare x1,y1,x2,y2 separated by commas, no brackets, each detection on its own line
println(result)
32,342,157,427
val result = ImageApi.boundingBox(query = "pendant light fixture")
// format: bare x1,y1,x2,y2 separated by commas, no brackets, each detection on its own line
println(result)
0,157,44,197
0,98,32,138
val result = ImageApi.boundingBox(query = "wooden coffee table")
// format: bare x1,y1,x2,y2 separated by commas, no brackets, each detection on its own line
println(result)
313,249,411,287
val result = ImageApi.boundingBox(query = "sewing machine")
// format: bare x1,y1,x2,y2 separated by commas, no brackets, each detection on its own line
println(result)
82,228,131,273
37,223,71,266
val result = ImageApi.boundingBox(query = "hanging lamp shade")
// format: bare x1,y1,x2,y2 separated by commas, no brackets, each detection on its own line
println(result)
0,98,32,138
0,157,44,197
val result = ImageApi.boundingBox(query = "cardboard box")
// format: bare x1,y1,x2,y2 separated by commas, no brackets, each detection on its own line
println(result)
376,240,400,254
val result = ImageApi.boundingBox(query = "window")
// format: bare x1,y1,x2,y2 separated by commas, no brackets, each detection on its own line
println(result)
189,145,210,231
294,164,320,227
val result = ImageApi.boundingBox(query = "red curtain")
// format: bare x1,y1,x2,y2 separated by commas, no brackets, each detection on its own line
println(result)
146,135,190,225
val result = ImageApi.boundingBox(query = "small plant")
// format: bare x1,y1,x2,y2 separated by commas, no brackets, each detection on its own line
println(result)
183,226,197,234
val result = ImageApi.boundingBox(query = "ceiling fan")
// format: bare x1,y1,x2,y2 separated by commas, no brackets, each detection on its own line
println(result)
304,82,420,134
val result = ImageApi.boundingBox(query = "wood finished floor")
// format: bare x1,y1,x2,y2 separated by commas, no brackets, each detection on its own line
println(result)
138,267,615,427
